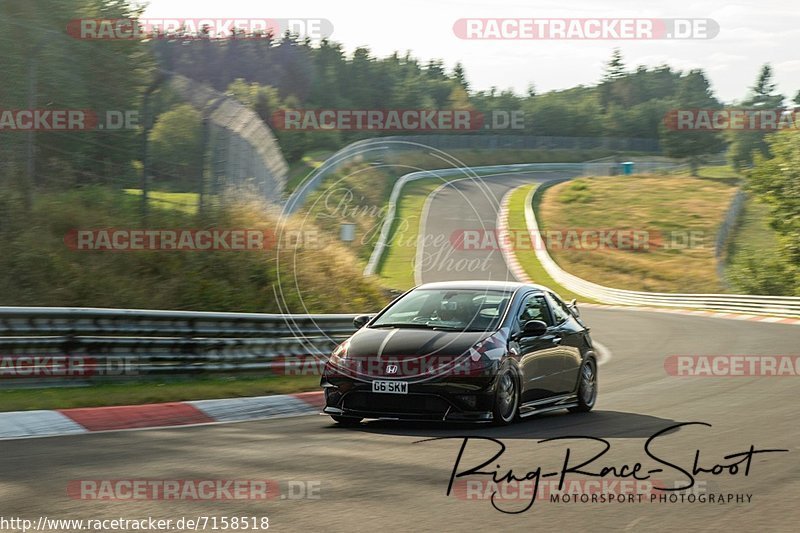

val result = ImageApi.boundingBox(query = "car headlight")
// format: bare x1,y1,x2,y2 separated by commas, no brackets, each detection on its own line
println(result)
328,339,350,367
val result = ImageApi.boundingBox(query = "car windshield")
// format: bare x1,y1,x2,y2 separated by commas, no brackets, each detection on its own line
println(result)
371,288,511,332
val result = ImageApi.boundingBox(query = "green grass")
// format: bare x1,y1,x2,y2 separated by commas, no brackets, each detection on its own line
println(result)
123,189,200,214
299,148,653,278
695,164,741,180
723,195,795,296
0,186,388,312
377,178,442,289
0,375,321,412
725,195,782,265
284,150,333,195
0,184,389,410
374,167,548,290
506,184,594,302
539,175,738,293
372,160,644,292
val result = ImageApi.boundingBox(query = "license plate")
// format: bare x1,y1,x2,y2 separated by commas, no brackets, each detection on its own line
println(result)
371,380,408,394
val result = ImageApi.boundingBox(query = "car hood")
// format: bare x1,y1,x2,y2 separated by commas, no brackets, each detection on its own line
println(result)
345,327,494,359
330,326,508,380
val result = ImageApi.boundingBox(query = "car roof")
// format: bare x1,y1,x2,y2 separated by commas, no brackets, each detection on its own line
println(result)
414,280,549,294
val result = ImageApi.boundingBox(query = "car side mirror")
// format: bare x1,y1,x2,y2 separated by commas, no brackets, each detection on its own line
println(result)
569,299,580,317
353,314,374,329
520,319,548,338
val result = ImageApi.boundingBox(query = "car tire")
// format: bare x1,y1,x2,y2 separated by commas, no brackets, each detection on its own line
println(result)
331,415,363,426
568,357,597,413
492,367,519,425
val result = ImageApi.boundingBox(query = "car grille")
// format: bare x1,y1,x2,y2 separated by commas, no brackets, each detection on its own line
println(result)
343,392,450,415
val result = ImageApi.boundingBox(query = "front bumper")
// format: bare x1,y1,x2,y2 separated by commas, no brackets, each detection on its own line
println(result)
321,373,498,422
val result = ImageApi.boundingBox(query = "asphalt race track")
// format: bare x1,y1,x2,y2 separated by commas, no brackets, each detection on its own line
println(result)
415,171,569,284
2,172,799,531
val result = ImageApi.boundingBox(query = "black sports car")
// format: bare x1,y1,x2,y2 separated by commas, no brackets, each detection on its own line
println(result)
321,280,598,425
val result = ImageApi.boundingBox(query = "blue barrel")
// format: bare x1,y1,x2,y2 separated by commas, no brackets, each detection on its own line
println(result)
621,161,635,175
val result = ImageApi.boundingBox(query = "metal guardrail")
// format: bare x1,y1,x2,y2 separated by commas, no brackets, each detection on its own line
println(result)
363,163,588,276
354,134,662,152
283,135,664,214
283,138,385,214
523,183,800,318
364,160,690,277
0,307,357,385
715,189,747,284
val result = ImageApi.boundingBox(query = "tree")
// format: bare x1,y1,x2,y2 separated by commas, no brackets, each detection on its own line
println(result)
452,62,469,91
729,64,785,170
603,48,626,81
739,129,800,295
148,104,203,189
660,70,726,174
446,85,471,109
599,48,627,110
425,59,446,80
747,130,800,262
750,64,781,106
0,0,153,201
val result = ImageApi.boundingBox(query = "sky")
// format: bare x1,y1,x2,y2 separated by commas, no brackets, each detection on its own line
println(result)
139,0,800,103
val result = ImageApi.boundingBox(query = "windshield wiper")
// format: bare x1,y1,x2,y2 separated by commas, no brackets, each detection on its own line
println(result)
371,323,436,329
371,322,463,331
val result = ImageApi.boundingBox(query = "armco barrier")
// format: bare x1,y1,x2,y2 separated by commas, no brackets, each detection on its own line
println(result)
522,183,800,318
283,136,665,215
283,139,586,215
364,161,689,277
363,163,589,276
715,189,746,284
283,138,384,214
0,307,358,386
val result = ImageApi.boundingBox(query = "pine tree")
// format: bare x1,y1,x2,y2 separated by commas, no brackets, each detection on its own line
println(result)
599,49,627,111
604,48,626,81
749,65,781,107
452,62,469,91
729,64,785,169
660,70,726,174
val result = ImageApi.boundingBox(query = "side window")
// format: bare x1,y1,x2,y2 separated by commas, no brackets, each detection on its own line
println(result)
517,294,553,327
546,293,571,324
